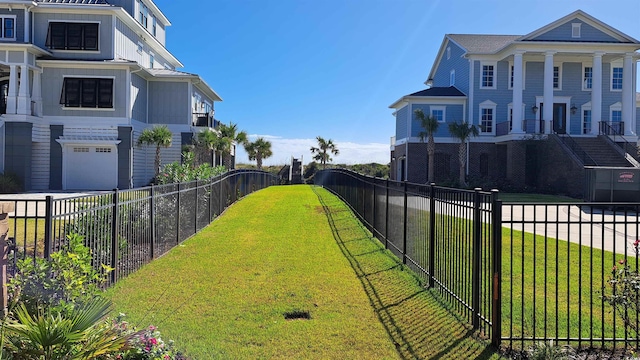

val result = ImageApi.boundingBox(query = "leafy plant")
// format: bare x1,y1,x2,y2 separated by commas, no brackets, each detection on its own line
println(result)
109,314,189,360
3,298,130,360
602,241,640,336
527,340,578,360
8,233,111,316
0,172,22,194
310,136,339,169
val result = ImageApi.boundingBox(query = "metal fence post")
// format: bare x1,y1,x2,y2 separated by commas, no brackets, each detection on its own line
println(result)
194,180,199,235
110,189,119,284
472,188,482,329
428,183,436,288
372,180,377,233
209,178,213,222
44,196,53,260
176,183,181,245
150,186,155,260
385,179,389,249
491,189,502,348
402,181,408,265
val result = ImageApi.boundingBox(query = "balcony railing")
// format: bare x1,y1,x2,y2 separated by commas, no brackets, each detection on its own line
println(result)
192,113,218,128
599,121,624,135
496,120,546,136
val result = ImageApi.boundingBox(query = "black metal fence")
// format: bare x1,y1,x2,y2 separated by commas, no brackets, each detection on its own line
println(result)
314,169,502,346
4,169,278,285
315,168,640,351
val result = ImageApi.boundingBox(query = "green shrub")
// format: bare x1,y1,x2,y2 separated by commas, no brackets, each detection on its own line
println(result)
0,172,22,194
7,233,111,316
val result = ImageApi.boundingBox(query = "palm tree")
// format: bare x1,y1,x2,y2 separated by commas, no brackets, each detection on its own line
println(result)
217,122,248,169
137,125,173,179
196,128,225,166
448,121,479,187
310,136,339,169
415,109,440,183
244,137,273,170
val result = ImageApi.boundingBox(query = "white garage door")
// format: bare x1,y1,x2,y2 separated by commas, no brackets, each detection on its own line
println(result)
65,145,118,190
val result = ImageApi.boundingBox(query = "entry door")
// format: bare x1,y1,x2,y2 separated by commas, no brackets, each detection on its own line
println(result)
552,103,567,134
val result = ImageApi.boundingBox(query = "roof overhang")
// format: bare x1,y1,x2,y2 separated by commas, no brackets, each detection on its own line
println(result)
56,135,121,146
520,10,640,44
37,59,137,69
389,95,466,109
0,43,52,57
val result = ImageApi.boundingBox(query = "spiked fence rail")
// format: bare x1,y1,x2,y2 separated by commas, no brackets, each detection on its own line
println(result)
5,169,278,286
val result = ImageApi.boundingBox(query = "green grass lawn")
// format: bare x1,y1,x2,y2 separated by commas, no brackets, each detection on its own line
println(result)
400,202,636,349
106,185,499,359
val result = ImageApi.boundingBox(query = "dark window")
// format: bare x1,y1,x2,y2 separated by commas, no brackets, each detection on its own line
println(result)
3,18,14,39
60,78,113,108
46,22,99,51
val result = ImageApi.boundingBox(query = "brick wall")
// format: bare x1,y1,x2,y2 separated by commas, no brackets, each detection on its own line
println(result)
393,138,585,197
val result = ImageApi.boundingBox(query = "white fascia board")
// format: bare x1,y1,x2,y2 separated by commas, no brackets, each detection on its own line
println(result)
426,36,451,85
193,77,222,102
426,35,469,84
388,98,409,109
37,59,137,70
406,96,467,105
113,8,182,68
142,0,171,26
519,10,640,44
0,43,52,57
45,115,131,128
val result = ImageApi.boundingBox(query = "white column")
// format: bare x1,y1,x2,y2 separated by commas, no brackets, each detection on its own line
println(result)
543,51,555,134
16,65,30,115
591,52,603,135
31,70,42,117
622,53,635,136
23,8,30,43
511,51,525,134
6,65,17,115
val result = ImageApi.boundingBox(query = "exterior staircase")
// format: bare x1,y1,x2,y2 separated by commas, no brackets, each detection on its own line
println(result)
571,136,634,167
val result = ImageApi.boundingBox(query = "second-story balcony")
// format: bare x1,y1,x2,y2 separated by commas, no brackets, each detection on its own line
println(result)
192,112,219,128
496,120,547,136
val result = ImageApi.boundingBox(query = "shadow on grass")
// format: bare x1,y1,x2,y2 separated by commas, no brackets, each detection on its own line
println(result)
313,186,500,360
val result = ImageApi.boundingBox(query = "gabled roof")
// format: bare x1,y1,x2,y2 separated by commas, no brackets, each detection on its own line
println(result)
520,10,640,43
407,87,466,97
447,34,521,55
389,86,466,109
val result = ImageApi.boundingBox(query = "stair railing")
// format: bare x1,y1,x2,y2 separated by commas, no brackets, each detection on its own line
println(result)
599,121,640,168
555,133,598,166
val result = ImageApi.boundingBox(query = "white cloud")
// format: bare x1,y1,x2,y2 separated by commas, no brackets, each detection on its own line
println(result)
236,135,390,166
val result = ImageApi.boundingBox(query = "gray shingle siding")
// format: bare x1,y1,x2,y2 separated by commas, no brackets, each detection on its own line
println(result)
411,104,464,137
432,40,469,94
148,81,188,125
0,8,25,43
395,105,408,140
529,19,620,43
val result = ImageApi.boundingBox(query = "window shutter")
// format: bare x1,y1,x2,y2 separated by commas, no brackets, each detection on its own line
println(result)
98,79,113,108
66,23,83,50
84,23,98,50
48,23,66,49
61,78,81,107
81,79,97,107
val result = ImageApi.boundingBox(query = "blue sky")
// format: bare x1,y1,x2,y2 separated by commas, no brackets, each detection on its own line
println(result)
153,0,640,165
